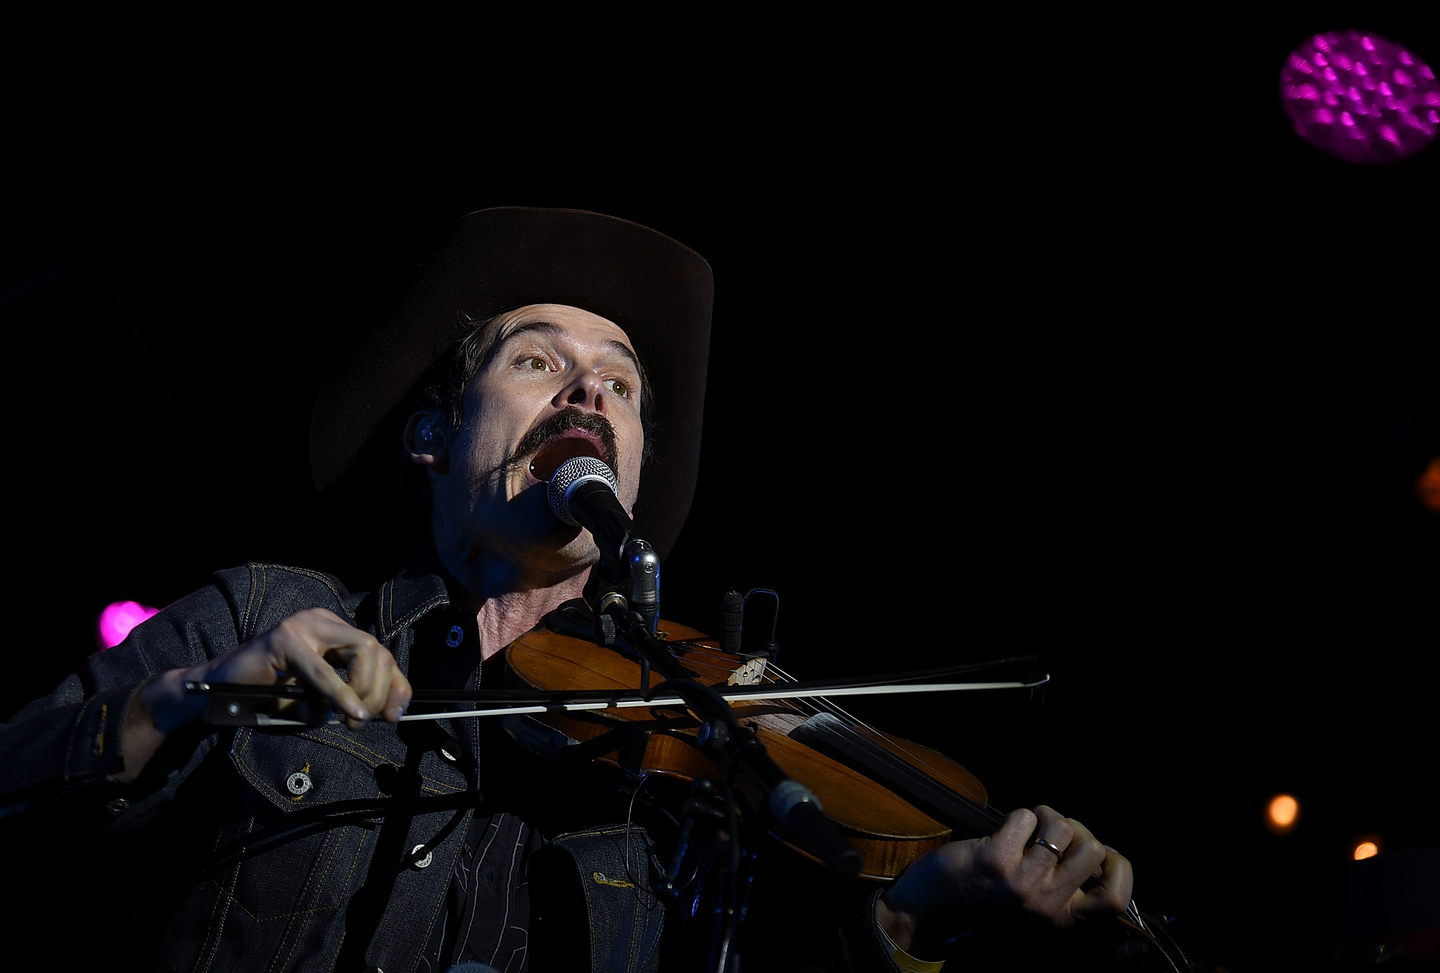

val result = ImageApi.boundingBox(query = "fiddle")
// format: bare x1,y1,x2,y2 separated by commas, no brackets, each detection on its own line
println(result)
500,606,1193,972
505,610,992,880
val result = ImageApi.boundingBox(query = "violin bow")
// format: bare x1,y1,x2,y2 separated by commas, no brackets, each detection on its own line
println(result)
185,656,1049,727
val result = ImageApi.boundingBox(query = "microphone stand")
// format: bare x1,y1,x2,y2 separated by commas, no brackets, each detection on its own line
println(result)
591,591,863,973
554,458,861,970
587,529,751,971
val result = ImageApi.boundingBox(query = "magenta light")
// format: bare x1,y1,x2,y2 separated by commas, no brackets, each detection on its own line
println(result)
97,600,159,649
1281,29,1438,163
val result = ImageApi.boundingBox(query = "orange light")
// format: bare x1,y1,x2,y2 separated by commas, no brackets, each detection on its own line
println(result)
1266,794,1300,834
1418,458,1440,513
1352,833,1383,860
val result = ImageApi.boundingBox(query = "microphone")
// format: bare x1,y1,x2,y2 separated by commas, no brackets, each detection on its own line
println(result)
547,458,660,631
546,456,633,571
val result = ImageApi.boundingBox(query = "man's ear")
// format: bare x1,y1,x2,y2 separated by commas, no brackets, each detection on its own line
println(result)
403,410,449,474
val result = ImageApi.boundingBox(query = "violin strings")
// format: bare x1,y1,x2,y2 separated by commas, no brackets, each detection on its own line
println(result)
664,640,1003,819
668,639,913,746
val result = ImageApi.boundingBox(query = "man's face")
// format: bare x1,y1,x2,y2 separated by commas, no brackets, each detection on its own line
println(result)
433,304,645,575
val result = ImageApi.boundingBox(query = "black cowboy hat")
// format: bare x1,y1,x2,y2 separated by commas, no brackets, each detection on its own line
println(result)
309,207,714,561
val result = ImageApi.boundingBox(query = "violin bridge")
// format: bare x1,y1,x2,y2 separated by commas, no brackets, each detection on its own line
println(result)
726,658,768,687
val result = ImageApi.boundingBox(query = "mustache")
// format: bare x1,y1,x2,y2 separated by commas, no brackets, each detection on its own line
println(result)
509,407,619,473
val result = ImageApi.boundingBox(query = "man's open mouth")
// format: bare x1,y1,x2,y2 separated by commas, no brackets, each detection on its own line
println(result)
529,431,607,482
514,407,619,483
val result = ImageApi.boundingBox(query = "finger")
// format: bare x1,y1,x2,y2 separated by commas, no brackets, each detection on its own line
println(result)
337,641,376,693
268,612,389,725
1065,815,1097,846
383,664,413,723
322,640,405,730
327,642,391,717
1071,847,1133,921
1053,835,1107,891
353,647,398,722
1051,817,1106,883
1024,806,1075,868
328,647,383,731
1032,806,1075,846
1050,817,1117,904
279,644,372,724
991,807,1040,865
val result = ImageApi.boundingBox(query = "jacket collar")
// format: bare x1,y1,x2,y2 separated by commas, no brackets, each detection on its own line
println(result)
373,545,451,644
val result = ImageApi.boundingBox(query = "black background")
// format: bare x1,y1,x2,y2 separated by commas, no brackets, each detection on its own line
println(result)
4,9,1437,969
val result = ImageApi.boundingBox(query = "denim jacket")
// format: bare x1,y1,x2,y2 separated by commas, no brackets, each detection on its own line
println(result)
0,559,900,973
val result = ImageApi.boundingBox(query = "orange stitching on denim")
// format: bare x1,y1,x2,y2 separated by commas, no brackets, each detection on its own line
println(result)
244,563,355,621
262,825,372,970
63,698,90,782
241,564,259,640
253,565,268,638
240,565,256,640
195,808,253,971
371,579,388,641
296,728,469,795
266,565,348,602
245,742,471,805
204,831,358,927
268,819,345,973
389,595,448,636
419,781,466,796
206,856,350,923
304,728,396,766
230,729,307,807
206,882,348,925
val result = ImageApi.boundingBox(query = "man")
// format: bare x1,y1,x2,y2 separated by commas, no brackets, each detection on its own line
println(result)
0,208,1131,971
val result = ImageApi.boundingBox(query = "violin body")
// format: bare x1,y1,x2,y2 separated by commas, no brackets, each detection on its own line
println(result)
507,618,990,880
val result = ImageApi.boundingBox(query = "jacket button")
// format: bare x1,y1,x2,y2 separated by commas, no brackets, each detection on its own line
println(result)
437,735,466,763
286,771,313,795
411,844,433,869
106,797,131,816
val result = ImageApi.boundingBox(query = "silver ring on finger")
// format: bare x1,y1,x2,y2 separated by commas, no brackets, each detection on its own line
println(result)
1031,837,1064,860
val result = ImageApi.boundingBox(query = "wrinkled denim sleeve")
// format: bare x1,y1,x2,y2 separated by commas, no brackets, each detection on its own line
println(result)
0,572,250,804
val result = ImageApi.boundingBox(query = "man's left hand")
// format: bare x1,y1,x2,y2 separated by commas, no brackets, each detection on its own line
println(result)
876,805,1134,957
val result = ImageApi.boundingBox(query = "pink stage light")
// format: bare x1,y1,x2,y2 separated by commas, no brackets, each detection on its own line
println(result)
97,600,160,649
1281,29,1437,163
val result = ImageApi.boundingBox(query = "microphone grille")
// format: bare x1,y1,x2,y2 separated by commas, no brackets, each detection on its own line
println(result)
546,456,619,525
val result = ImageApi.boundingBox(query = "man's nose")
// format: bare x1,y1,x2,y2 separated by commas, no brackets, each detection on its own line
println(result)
554,370,607,412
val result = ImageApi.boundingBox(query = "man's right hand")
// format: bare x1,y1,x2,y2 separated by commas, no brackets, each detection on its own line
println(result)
119,609,413,782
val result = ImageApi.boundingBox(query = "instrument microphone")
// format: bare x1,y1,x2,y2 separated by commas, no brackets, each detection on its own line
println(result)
547,456,660,627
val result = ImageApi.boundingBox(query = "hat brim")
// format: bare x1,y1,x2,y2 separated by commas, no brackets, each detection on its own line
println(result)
309,207,714,561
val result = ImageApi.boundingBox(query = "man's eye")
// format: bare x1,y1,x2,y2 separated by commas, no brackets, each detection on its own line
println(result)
606,379,630,398
522,357,550,371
